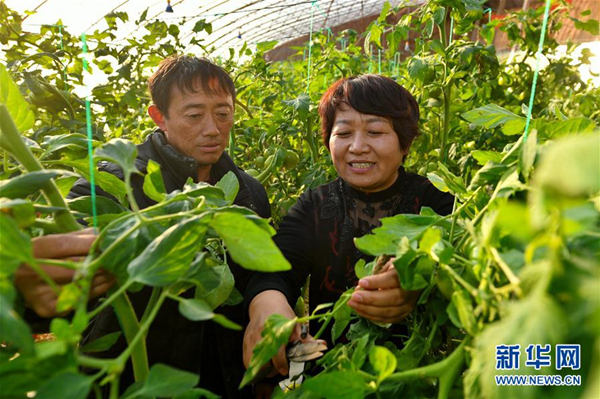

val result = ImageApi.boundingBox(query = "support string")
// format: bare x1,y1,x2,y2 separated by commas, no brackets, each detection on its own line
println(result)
305,1,316,93
523,0,552,141
81,33,98,232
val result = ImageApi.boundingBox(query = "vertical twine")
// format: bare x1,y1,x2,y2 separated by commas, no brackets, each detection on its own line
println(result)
524,0,552,141
81,33,98,231
305,1,316,93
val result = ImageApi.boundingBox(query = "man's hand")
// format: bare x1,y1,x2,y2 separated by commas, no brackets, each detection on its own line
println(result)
347,260,421,324
243,290,299,377
14,229,115,318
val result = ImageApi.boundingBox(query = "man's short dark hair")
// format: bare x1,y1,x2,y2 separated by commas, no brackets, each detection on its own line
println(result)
148,55,236,118
318,74,420,153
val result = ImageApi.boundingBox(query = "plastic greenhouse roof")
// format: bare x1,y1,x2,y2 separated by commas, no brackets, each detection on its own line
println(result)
6,0,401,54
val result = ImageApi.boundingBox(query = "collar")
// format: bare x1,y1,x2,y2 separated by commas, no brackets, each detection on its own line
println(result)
148,130,250,202
341,167,406,202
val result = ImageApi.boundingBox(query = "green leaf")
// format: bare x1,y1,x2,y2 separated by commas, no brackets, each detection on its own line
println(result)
392,238,420,289
354,259,368,279
407,57,428,82
283,94,310,121
215,171,239,204
210,212,290,272
429,39,445,55
211,314,243,330
241,314,297,387
356,212,451,256
61,159,128,205
50,317,81,344
377,1,391,22
299,371,365,399
396,253,432,291
0,295,34,355
365,23,383,53
187,257,234,310
55,176,78,197
471,150,503,165
435,162,467,195
573,18,599,35
433,6,446,25
168,181,227,207
41,133,90,155
464,288,567,399
0,213,34,273
536,133,600,198
501,118,526,136
256,40,278,52
0,170,70,199
351,334,370,369
179,297,216,319
418,227,442,255
332,289,353,342
128,217,207,286
369,345,397,383
540,116,596,139
462,103,524,129
0,198,35,228
56,283,81,313
519,129,537,180
192,19,211,33
36,372,92,399
451,289,476,335
95,139,139,178
0,63,34,132
468,161,510,190
142,159,166,202
174,388,219,399
80,331,121,353
134,364,199,398
68,196,128,216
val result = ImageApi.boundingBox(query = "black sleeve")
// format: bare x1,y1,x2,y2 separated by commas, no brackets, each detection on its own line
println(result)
239,171,271,219
67,166,121,204
244,190,315,309
421,182,455,216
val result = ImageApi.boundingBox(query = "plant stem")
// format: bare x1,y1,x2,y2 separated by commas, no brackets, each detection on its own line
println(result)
88,280,134,319
386,340,466,384
112,292,149,382
305,116,318,165
436,342,466,399
489,247,522,294
313,294,351,340
124,173,142,216
109,376,120,399
27,259,60,294
35,258,79,269
76,354,113,369
0,104,81,232
441,82,452,163
32,218,62,234
89,219,141,270
140,287,160,324
441,263,478,297
116,291,167,376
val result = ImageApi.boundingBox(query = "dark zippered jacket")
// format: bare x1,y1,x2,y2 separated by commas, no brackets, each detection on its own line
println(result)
68,131,270,398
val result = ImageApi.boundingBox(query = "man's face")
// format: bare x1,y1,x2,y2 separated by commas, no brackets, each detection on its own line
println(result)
149,80,234,168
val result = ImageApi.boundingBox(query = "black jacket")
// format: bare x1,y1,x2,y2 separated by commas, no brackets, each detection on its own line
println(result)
69,131,270,398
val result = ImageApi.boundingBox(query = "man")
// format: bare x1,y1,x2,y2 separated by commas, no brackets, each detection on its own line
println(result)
68,55,270,397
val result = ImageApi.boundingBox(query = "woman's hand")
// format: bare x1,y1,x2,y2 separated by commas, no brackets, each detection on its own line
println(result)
243,290,299,377
347,260,421,324
14,229,115,318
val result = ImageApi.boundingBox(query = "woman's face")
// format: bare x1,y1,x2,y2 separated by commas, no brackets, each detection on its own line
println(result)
329,104,404,193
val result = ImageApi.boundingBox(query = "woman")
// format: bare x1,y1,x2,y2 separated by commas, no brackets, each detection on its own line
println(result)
243,75,454,378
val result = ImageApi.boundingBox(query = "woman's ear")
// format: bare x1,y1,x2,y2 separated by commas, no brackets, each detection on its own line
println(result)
148,105,167,131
